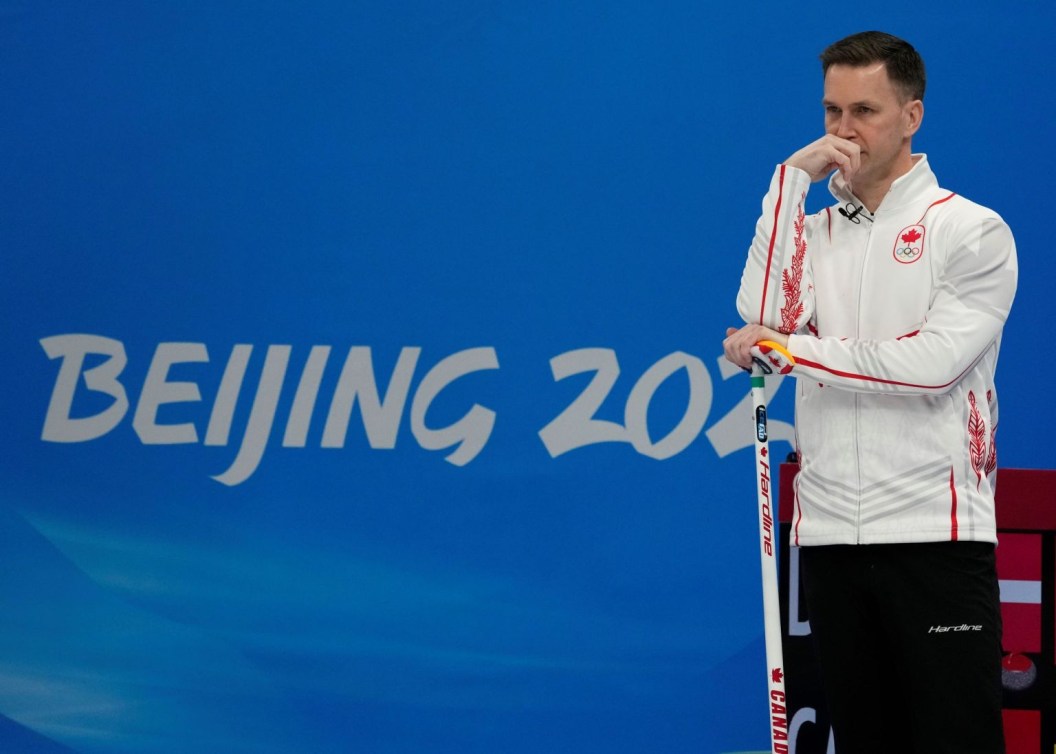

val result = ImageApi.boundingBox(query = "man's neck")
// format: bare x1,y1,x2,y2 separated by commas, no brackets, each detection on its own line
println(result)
853,153,918,214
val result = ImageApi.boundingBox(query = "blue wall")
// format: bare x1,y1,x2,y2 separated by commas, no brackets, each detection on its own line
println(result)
2,3,1052,752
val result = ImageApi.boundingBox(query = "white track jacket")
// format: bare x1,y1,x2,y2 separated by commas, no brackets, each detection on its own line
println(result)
738,155,1018,546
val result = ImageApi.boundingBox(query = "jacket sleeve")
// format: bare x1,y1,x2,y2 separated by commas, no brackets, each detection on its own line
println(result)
787,212,1018,395
736,164,816,333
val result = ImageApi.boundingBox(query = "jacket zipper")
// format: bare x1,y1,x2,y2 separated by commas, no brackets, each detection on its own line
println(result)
853,212,874,544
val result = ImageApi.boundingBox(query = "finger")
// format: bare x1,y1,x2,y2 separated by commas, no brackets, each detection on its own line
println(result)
846,142,861,176
829,150,850,177
725,331,756,369
722,332,747,367
828,137,861,176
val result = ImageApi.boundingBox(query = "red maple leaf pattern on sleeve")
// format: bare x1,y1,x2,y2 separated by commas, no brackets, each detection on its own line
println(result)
779,195,807,334
967,391,986,490
985,389,997,476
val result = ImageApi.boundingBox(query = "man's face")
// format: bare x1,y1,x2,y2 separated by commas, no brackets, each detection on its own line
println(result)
822,63,921,189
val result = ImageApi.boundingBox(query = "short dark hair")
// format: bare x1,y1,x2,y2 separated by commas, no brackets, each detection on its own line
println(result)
820,31,926,102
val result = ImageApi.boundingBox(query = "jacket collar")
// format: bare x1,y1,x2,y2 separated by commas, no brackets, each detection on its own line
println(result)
828,154,939,216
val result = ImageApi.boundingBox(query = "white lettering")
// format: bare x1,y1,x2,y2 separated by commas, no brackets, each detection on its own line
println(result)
928,623,983,633
624,351,711,460
40,334,130,442
788,546,811,637
212,345,292,486
205,345,253,446
410,347,499,466
283,346,332,447
788,706,836,754
38,336,796,485
322,347,420,449
538,348,626,457
133,342,208,444
540,349,713,460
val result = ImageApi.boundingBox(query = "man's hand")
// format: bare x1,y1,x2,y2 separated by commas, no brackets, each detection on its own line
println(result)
723,325,789,370
785,134,861,184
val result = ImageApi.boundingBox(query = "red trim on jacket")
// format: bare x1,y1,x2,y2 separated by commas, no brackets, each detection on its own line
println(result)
917,192,957,224
792,356,972,391
760,165,786,323
949,467,959,541
793,479,803,546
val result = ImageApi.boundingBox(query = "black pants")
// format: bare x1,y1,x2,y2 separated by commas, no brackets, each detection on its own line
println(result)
799,541,1005,754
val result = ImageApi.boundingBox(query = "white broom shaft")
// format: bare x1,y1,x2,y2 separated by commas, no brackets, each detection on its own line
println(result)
752,374,788,754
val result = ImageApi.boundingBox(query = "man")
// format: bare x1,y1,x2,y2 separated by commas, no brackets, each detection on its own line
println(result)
722,32,1017,753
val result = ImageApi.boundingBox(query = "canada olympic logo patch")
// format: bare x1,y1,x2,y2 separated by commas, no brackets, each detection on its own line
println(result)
893,224,925,264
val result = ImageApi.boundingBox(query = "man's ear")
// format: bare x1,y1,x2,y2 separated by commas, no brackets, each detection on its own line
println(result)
904,99,924,137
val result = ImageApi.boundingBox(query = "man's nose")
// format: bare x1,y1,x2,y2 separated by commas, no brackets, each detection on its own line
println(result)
834,114,855,138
